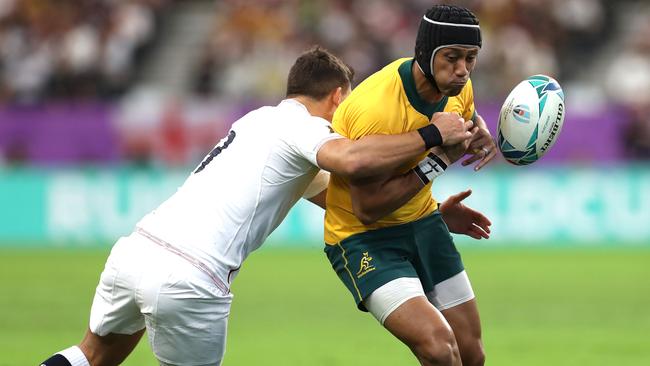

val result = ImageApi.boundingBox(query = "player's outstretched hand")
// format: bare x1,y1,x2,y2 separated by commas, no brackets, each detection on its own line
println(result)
461,114,497,171
430,112,474,146
439,189,491,240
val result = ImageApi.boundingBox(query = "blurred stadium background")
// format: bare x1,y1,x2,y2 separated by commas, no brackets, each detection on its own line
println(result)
0,0,649,365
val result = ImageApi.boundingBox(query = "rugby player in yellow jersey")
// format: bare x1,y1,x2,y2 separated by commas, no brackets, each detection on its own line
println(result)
324,5,496,366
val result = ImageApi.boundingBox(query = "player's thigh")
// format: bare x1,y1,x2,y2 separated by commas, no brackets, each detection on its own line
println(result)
89,235,147,338
364,276,457,347
364,276,425,324
142,273,233,366
431,271,483,364
441,298,482,346
382,295,459,361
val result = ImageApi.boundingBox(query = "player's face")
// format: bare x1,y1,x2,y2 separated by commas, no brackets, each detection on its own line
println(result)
433,46,479,96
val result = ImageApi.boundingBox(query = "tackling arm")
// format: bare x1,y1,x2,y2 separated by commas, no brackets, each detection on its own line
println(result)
316,113,473,180
316,131,425,180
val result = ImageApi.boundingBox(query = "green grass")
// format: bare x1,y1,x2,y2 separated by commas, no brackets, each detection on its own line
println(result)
1,246,649,365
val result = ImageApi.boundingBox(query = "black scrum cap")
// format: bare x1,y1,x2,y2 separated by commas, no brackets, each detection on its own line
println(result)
415,5,482,89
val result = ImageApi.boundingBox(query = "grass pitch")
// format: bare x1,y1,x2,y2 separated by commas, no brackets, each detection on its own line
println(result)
1,245,649,365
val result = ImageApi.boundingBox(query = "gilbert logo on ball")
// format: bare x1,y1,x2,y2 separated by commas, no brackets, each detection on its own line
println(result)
497,75,565,165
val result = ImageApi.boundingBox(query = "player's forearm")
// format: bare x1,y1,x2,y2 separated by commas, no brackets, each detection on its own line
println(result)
348,132,426,177
350,171,425,225
319,131,425,180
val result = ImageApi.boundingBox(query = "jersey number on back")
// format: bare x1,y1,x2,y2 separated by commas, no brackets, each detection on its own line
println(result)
194,130,236,173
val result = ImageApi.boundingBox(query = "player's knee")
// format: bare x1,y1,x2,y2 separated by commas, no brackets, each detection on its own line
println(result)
413,328,461,366
414,342,459,366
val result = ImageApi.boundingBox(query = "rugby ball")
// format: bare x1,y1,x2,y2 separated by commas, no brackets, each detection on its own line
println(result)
497,75,565,165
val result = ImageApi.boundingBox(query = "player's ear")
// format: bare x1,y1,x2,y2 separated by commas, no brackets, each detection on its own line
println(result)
332,87,344,107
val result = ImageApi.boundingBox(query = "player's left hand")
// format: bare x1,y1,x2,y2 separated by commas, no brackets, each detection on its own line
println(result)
439,189,491,240
461,114,497,171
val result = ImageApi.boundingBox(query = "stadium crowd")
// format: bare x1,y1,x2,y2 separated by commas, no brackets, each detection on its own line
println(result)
193,0,614,100
0,0,167,103
1,0,650,163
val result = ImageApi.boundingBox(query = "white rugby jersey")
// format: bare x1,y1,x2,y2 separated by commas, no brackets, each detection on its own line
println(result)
136,99,342,289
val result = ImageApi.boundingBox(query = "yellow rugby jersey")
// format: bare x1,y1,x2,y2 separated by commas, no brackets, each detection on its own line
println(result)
324,58,476,244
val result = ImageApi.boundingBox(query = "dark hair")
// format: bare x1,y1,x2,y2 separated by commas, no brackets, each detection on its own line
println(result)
286,46,354,100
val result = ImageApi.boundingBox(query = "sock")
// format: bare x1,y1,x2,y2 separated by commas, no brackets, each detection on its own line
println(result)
40,346,90,366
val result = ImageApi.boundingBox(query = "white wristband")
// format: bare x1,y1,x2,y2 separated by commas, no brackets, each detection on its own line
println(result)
413,153,448,185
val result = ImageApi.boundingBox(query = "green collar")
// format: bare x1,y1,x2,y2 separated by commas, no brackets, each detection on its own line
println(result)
398,59,448,119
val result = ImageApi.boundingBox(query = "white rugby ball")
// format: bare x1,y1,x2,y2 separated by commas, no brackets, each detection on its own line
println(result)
497,75,565,165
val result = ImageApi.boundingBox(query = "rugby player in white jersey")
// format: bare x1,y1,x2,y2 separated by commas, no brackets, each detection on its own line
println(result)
38,47,490,366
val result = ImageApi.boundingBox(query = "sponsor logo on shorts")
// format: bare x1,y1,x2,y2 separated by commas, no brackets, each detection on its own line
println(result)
356,252,376,278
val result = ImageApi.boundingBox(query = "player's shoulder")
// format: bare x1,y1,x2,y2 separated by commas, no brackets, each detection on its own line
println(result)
261,99,312,126
339,58,410,113
236,103,284,124
355,58,410,93
460,78,475,97
283,111,336,143
304,115,333,129
231,101,311,141
375,58,410,78
444,78,476,119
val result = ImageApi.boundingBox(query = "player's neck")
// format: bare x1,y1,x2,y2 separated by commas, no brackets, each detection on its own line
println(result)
412,62,444,104
291,96,332,121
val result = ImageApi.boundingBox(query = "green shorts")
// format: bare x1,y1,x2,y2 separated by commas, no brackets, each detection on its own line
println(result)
324,211,464,311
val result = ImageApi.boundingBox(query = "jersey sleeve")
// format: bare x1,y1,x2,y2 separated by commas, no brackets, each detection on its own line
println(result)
290,117,344,167
302,170,330,198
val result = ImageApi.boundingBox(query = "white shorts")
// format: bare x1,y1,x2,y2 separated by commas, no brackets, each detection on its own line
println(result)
364,271,475,324
89,232,233,366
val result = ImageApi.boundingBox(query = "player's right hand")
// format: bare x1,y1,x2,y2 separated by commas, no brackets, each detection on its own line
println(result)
431,125,479,165
430,112,474,146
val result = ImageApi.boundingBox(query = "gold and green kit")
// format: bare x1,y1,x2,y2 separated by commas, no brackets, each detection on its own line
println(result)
324,58,477,245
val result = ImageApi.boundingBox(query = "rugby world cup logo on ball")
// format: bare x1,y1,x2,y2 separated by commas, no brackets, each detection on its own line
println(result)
512,104,531,124
497,75,566,165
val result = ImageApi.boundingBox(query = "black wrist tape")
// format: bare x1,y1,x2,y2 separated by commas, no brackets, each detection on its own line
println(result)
417,124,443,149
